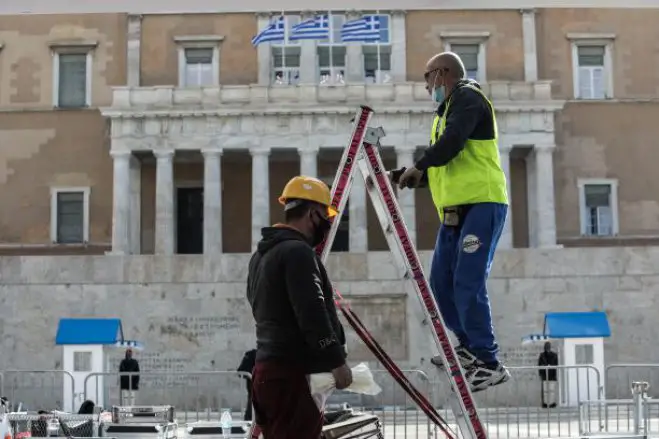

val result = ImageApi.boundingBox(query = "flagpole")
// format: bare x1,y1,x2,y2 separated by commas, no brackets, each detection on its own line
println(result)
329,12,334,84
376,10,381,83
281,10,287,84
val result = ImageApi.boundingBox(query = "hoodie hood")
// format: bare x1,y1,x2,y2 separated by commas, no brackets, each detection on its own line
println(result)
257,225,310,254
437,79,481,115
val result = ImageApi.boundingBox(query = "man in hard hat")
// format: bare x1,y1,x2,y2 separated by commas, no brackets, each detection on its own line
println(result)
246,175,353,439
392,51,510,392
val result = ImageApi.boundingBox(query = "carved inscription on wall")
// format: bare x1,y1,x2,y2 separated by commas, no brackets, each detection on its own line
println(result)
148,315,240,345
341,295,408,361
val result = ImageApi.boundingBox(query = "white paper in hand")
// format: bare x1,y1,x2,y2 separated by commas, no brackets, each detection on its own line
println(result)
308,362,382,410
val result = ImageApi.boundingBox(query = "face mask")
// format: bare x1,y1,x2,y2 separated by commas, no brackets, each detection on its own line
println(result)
310,212,332,247
433,86,445,103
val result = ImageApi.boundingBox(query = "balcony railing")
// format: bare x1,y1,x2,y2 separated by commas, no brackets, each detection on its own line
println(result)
107,81,556,110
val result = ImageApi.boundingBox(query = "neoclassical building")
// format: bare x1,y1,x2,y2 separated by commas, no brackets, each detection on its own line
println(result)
1,1,658,255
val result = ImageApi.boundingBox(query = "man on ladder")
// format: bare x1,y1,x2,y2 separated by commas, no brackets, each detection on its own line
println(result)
395,51,511,392
246,176,353,439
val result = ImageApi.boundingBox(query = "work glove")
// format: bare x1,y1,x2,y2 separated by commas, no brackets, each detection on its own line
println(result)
393,166,424,189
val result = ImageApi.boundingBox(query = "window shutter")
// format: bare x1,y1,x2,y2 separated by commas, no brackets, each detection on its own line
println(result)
578,66,593,99
591,66,605,99
58,54,87,108
57,192,84,243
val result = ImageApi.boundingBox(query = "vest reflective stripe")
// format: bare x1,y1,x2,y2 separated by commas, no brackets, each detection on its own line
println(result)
426,85,508,219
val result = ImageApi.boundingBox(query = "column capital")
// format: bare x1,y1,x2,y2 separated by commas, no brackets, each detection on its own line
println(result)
110,149,132,159
154,149,175,159
255,11,272,19
344,9,363,18
201,147,223,157
391,10,407,16
394,145,418,153
300,10,317,19
250,146,271,156
297,145,320,155
535,143,556,152
520,8,536,14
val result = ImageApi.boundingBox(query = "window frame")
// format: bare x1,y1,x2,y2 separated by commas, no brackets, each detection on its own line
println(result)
50,41,96,108
50,186,91,244
568,33,615,100
577,178,619,237
268,15,303,86
441,31,490,83
174,35,224,88
359,13,393,84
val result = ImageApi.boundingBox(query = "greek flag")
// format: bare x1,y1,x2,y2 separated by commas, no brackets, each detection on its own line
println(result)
290,14,330,40
251,16,285,46
341,15,381,42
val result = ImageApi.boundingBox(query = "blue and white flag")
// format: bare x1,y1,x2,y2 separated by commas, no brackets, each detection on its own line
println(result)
252,16,285,46
341,15,381,42
290,14,330,40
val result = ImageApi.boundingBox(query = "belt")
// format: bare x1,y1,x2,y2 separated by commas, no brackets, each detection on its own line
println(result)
442,205,470,227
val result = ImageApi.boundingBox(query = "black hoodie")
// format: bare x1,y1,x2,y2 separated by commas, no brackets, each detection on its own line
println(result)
246,225,346,374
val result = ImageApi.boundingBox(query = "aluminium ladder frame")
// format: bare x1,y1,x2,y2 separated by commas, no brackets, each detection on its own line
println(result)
315,105,488,439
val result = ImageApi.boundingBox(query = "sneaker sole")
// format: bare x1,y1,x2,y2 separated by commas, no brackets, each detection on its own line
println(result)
469,370,511,393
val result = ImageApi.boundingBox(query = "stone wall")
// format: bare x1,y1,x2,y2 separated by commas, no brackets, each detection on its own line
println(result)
1,246,658,409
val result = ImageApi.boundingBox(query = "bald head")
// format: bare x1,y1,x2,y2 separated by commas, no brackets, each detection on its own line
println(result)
426,52,466,80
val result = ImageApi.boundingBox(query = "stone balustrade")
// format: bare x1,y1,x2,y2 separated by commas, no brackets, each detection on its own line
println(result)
108,81,556,110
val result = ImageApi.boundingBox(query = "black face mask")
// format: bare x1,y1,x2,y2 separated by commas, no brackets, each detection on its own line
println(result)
310,211,332,248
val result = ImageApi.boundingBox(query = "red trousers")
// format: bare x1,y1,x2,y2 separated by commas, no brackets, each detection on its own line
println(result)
252,360,324,439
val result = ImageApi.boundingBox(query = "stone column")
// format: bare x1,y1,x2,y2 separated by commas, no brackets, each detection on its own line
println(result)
256,12,273,85
299,10,318,84
202,148,223,254
127,14,142,86
390,10,407,82
154,149,175,255
498,143,513,249
349,172,368,252
129,155,142,254
396,146,417,245
251,147,271,249
344,10,364,83
521,9,538,82
111,150,132,254
534,144,557,247
298,146,319,177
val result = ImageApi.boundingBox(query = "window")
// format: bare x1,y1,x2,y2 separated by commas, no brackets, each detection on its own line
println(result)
50,187,90,244
175,36,223,87
578,179,619,237
441,32,489,82
73,351,93,372
362,14,392,84
317,14,346,85
52,48,93,108
575,344,594,365
569,33,614,100
183,48,213,86
576,46,605,99
271,16,301,85
451,44,479,80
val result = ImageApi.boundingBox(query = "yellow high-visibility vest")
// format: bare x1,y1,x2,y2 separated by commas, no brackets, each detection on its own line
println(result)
426,84,508,219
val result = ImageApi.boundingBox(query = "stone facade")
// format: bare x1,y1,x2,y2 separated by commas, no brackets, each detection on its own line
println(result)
0,6,658,254
0,246,658,406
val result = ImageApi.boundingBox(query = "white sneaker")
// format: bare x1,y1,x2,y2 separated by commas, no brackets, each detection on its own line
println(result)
430,345,477,370
466,362,511,392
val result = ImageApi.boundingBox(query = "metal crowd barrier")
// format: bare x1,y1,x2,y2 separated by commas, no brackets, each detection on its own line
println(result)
0,370,75,411
1,364,658,439
83,371,252,423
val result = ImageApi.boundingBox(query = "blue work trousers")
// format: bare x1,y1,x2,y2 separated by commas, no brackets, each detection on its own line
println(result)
429,202,507,365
